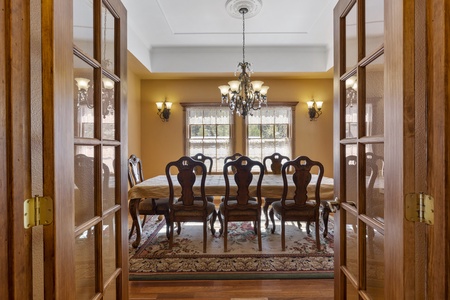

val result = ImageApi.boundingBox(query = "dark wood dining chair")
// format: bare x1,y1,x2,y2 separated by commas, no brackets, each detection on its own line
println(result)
262,152,290,228
190,153,215,203
269,156,324,251
166,156,217,253
224,152,243,174
128,154,171,240
220,153,244,202
218,156,264,252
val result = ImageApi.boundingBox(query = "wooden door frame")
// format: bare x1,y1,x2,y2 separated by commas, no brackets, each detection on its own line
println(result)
42,0,76,298
41,0,129,298
426,0,449,297
334,0,449,298
333,0,417,298
0,0,33,298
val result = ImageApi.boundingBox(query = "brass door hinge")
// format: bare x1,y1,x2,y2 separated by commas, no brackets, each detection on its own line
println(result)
405,193,434,225
24,196,53,228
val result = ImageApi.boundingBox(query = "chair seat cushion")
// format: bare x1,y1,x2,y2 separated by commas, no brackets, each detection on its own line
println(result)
271,199,317,218
219,200,259,216
173,201,216,217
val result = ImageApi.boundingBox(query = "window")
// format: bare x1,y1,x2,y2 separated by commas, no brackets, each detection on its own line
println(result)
246,106,293,163
185,106,234,172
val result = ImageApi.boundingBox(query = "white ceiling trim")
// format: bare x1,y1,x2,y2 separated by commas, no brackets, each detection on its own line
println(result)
150,45,329,73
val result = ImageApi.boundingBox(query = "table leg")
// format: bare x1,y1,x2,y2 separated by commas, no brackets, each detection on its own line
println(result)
129,198,142,248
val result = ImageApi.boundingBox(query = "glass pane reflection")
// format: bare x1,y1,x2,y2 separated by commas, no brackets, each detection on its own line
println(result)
366,224,385,299
75,226,96,299
101,4,115,73
365,146,385,223
365,54,385,137
74,146,96,226
74,55,94,139
73,0,93,57
345,76,358,138
103,214,116,283
345,145,358,207
365,0,384,56
345,3,358,71
103,146,116,211
345,210,358,279
101,76,115,139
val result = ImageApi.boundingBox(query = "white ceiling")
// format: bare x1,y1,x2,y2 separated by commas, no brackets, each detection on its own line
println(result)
122,0,340,77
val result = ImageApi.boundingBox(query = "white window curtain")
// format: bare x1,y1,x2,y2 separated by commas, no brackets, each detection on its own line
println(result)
186,107,233,172
246,106,293,164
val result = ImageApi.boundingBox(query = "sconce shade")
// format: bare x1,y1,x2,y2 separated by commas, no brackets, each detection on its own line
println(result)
156,102,163,110
228,81,240,92
260,86,269,95
306,101,314,109
165,101,172,109
75,78,90,90
251,81,264,92
316,101,323,109
102,77,115,90
219,85,230,95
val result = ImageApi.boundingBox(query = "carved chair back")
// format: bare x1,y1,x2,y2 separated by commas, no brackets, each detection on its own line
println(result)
190,153,213,175
165,156,207,209
280,156,324,210
223,156,264,207
128,154,144,187
263,152,290,174
224,152,243,174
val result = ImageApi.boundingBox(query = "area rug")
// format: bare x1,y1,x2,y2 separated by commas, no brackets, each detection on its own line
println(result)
129,213,334,280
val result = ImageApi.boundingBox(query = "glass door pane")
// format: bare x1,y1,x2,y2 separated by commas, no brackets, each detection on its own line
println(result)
73,0,124,298
365,0,384,56
365,55,385,137
338,0,385,298
345,3,358,71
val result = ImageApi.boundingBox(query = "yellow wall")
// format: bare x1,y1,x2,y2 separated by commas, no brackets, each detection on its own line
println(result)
135,77,334,178
127,69,142,159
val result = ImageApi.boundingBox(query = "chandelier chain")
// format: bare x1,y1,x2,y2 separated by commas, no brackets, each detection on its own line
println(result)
242,9,245,64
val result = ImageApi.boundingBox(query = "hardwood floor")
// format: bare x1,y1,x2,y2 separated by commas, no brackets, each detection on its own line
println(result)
129,279,334,300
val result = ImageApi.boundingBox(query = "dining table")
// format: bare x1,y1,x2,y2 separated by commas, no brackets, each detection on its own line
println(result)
128,174,334,247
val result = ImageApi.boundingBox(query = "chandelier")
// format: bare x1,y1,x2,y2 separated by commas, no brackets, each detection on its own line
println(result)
219,4,269,118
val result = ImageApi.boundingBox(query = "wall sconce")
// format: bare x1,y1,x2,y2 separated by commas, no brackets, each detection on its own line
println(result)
102,77,115,118
75,77,116,118
346,77,357,107
307,99,323,121
75,77,93,108
156,98,172,122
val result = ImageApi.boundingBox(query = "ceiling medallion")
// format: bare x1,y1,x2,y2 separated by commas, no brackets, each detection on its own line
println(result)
225,0,263,19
